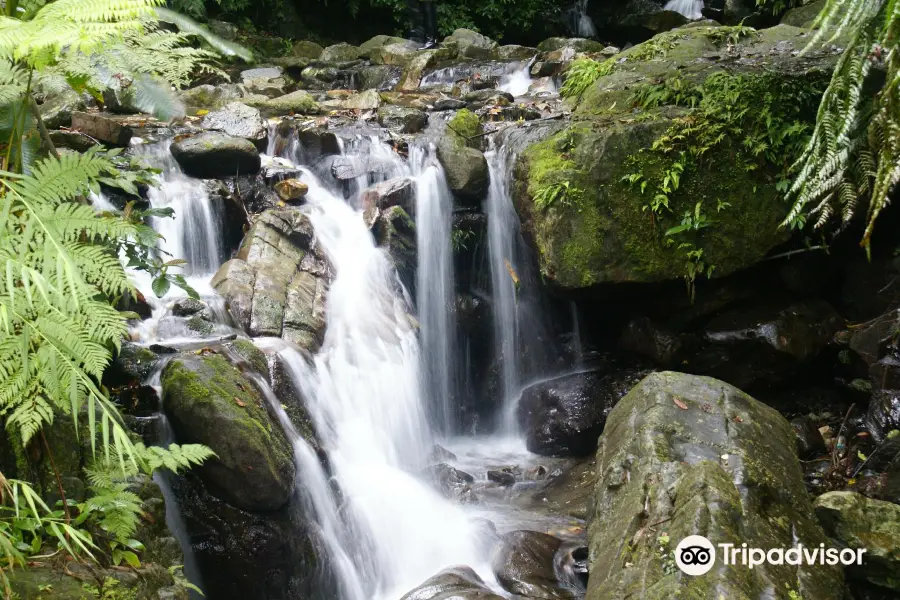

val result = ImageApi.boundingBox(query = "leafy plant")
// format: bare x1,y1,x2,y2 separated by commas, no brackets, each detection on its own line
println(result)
703,25,760,46
665,201,713,236
782,0,899,251
560,57,615,99
534,180,582,210
627,32,685,62
631,76,702,110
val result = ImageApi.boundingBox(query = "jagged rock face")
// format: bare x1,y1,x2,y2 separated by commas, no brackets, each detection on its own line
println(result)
588,371,843,599
211,207,330,352
161,353,295,512
171,131,261,178
814,491,900,592
512,25,841,291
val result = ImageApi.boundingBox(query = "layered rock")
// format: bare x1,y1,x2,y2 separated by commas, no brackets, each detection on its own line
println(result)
212,207,330,352
587,371,843,599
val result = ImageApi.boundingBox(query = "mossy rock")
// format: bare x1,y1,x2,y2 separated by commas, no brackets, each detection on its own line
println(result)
436,109,489,203
246,90,320,117
814,491,900,590
8,564,186,600
511,25,842,291
161,353,294,511
587,371,843,599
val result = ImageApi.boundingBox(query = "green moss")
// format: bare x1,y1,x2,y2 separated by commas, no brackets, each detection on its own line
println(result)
447,108,483,148
227,339,269,378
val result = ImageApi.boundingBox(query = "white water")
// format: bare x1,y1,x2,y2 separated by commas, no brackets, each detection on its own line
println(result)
412,146,456,433
664,0,704,19
499,64,534,98
267,170,492,599
485,147,524,431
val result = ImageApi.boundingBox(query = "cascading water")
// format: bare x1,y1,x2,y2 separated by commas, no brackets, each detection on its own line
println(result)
411,146,457,433
267,170,492,599
664,0,704,19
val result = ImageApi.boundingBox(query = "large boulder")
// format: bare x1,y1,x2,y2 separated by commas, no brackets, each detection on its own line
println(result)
292,40,324,59
171,131,260,178
378,105,428,133
211,207,329,352
814,491,900,592
37,87,85,129
491,530,571,598
372,205,417,293
401,567,505,600
319,42,361,63
201,102,268,148
512,26,840,291
161,353,295,511
443,29,498,59
436,110,489,202
587,371,843,599
360,35,413,59
517,366,649,457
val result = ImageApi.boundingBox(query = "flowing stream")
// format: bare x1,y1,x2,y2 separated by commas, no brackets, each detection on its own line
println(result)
116,124,583,600
664,0,704,19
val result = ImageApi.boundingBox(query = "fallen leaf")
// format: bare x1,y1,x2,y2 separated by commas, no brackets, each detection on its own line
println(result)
673,397,688,410
234,397,246,407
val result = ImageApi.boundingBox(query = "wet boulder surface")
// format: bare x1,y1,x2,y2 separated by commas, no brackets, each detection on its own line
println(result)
171,131,261,178
587,371,843,599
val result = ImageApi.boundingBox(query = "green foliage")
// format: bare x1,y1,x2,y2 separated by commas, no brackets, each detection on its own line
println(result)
624,69,826,296
783,0,899,251
627,31,685,61
560,57,615,99
534,180,582,210
450,228,474,252
755,0,798,15
703,25,760,46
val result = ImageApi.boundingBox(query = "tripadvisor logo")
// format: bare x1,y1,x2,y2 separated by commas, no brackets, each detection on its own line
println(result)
674,535,866,576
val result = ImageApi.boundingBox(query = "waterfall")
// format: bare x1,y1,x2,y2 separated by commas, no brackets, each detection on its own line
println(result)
411,146,456,433
499,61,535,98
485,144,554,431
664,0,704,19
270,171,492,599
140,141,224,277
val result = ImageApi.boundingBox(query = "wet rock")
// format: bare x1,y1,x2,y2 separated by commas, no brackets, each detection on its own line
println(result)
360,35,413,59
274,178,309,202
161,353,294,511
867,387,900,443
487,468,516,487
432,97,468,111
493,44,538,60
180,83,243,111
436,112,489,202
329,154,391,181
342,88,382,110
462,88,515,104
211,207,329,352
200,102,267,148
171,131,260,179
429,444,457,462
292,40,324,59
107,342,159,386
377,105,427,133
588,371,843,599
355,64,403,91
850,309,900,366
814,491,900,591
369,40,421,66
400,566,505,600
492,530,570,598
172,297,209,317
443,29,498,59
372,205,417,293
71,111,132,146
518,367,648,457
425,463,477,503
362,177,415,213
247,90,320,117
320,42,361,63
9,564,186,600
791,415,828,458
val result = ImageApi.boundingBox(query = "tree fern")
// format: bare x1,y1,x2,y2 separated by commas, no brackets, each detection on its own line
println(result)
783,0,900,251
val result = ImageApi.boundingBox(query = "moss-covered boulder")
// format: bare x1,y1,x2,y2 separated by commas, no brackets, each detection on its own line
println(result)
9,564,187,600
246,90,320,117
211,207,330,352
161,353,294,511
319,42,361,63
436,109,489,203
443,28,497,59
512,25,841,291
587,371,843,599
814,491,900,591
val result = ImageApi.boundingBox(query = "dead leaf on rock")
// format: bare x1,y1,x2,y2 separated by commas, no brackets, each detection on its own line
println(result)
234,397,246,407
673,397,688,410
